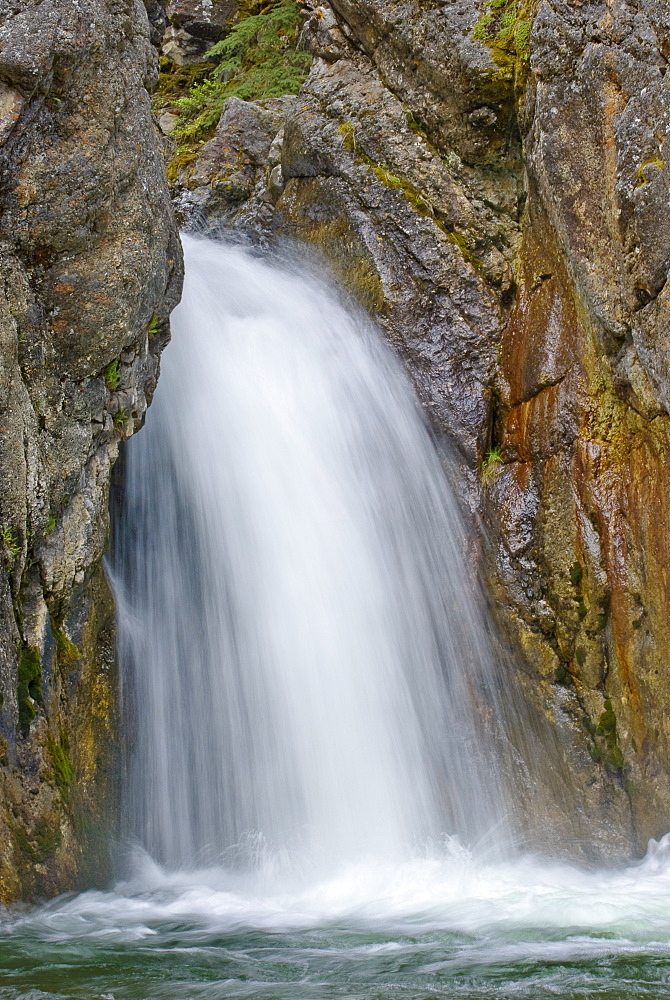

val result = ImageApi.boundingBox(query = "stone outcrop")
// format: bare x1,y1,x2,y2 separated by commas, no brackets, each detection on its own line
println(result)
162,0,241,64
171,0,670,859
0,0,182,900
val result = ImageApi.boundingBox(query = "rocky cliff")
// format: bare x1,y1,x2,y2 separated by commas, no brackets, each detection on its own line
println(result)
0,0,182,900
167,0,670,859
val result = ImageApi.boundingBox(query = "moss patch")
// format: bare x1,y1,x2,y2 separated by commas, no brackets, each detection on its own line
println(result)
582,700,625,772
596,699,625,771
46,737,74,803
54,628,82,669
473,0,535,74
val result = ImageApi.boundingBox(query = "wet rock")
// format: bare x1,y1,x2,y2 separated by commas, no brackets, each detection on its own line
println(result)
162,0,239,63
0,0,182,901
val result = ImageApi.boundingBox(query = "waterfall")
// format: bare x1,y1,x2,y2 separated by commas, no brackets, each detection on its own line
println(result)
111,234,505,872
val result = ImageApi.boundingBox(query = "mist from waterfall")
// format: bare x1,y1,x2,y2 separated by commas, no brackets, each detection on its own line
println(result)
112,234,506,872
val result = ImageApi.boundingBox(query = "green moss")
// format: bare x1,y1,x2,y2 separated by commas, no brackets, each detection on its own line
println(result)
17,645,41,737
46,737,74,802
11,822,36,863
403,107,423,134
514,18,532,52
155,58,210,109
34,815,61,854
582,715,597,738
54,628,81,669
1,526,21,559
170,0,311,148
338,121,357,152
103,359,120,390
166,145,202,186
582,701,625,771
370,163,436,216
45,516,56,535
577,601,588,620
473,0,535,67
596,699,625,771
569,560,583,586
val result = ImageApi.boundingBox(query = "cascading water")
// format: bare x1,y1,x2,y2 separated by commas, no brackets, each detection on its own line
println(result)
113,234,505,871
6,235,670,1000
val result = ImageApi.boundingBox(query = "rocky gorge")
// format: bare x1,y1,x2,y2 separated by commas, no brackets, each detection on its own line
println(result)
0,0,669,901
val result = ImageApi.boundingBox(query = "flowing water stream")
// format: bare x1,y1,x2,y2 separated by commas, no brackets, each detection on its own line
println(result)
3,236,670,999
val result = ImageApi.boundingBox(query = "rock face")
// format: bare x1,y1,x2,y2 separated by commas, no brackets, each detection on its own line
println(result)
0,0,182,900
173,0,670,859
162,0,240,64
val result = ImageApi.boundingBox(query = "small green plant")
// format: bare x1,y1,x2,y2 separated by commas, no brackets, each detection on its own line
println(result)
170,0,311,146
103,359,121,390
569,560,583,586
147,313,161,336
482,447,503,483
45,516,56,535
113,409,128,428
1,526,21,558
338,121,357,152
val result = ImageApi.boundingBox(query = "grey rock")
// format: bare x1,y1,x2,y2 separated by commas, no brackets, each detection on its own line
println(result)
0,0,182,902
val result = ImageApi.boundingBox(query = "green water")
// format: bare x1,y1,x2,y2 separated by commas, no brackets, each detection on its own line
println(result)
3,846,670,1000
2,922,670,999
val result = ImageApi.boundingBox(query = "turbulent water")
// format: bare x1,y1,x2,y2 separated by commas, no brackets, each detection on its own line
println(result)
4,236,670,999
4,842,670,998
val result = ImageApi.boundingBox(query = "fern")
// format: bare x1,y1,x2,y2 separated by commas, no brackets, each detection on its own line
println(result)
171,0,311,145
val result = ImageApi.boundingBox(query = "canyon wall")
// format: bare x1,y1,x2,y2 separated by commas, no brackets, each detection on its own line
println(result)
0,0,182,900
169,0,670,859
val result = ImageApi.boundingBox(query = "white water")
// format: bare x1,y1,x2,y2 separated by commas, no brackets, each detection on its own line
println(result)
112,234,506,872
6,836,670,952
5,236,670,998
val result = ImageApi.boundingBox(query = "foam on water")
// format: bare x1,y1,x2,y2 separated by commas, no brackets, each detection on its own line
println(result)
5,835,670,954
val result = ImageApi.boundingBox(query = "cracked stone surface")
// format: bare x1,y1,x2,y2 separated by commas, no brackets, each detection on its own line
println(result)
0,0,182,901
